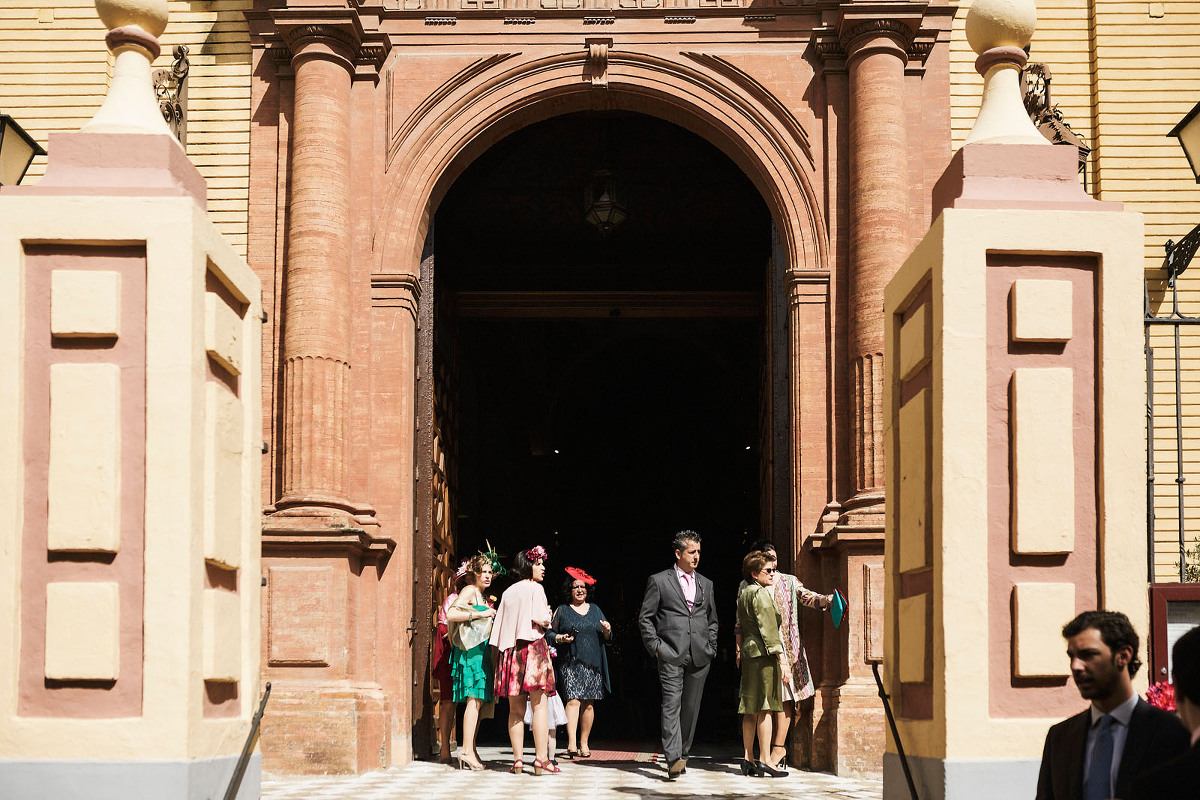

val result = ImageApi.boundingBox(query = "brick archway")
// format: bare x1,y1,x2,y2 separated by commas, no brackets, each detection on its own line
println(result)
369,45,835,764
375,47,828,280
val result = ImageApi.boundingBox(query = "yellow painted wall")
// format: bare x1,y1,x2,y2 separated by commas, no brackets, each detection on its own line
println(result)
952,0,1200,584
0,0,253,256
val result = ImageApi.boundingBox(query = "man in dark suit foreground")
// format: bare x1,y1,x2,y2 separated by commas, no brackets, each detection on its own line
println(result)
638,530,720,781
1129,624,1200,799
1036,610,1188,800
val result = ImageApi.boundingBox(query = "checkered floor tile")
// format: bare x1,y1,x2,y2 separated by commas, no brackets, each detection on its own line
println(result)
260,745,883,800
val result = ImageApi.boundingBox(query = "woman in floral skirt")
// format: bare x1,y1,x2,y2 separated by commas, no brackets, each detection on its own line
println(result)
490,545,558,775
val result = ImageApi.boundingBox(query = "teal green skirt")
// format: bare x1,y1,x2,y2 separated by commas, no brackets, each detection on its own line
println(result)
451,642,494,703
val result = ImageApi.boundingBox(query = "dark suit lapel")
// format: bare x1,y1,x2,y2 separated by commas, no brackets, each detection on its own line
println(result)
1067,709,1090,800
664,568,688,609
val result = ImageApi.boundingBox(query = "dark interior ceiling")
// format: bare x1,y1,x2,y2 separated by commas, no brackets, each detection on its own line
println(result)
435,110,771,292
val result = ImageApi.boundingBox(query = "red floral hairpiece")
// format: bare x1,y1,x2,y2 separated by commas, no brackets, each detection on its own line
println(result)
525,545,548,562
565,566,596,585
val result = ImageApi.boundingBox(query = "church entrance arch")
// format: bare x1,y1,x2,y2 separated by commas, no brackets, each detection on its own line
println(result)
376,54,832,754
260,6,951,775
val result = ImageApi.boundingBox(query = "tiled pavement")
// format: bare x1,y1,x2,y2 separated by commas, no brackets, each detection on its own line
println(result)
261,745,883,800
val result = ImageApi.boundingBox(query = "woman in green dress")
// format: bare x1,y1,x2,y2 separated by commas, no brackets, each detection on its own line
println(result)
736,550,789,778
446,553,497,770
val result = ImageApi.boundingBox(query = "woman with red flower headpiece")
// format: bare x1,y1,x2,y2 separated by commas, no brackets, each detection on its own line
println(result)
550,566,611,759
490,545,558,775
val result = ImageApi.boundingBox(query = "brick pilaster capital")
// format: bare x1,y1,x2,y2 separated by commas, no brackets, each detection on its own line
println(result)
812,3,940,69
268,8,390,77
840,18,916,59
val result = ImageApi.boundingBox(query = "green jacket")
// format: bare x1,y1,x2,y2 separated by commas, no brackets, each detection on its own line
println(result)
737,583,783,659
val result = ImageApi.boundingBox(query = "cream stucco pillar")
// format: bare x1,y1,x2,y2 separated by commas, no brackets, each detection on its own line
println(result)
0,2,263,797
882,1,1145,797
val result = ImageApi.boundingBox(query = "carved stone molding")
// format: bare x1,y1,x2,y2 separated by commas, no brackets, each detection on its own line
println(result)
907,37,934,62
267,45,292,67
358,43,390,70
371,273,421,319
840,18,912,47
280,23,361,58
385,53,520,168
811,25,846,69
841,18,915,52
683,50,815,169
585,37,612,88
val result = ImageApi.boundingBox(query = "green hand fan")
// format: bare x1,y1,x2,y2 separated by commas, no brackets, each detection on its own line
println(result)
831,588,848,629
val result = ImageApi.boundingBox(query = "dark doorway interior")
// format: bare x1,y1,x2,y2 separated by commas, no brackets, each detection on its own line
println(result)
433,110,772,747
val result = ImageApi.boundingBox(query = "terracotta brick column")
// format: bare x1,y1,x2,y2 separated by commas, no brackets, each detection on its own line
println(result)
843,20,912,521
277,24,357,513
805,12,922,778
257,15,392,776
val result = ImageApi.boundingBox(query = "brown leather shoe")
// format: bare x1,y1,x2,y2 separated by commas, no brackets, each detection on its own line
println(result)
668,758,686,780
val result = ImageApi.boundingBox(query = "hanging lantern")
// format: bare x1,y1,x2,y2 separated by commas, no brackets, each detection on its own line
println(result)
584,168,627,238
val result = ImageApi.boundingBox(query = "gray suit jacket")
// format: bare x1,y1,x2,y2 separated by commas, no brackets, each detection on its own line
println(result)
637,567,719,668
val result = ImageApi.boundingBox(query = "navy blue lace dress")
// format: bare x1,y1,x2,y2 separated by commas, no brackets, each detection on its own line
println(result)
550,603,611,701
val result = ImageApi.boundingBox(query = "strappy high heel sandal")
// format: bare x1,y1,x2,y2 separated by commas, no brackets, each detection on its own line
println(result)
532,758,561,775
508,759,524,774
769,742,789,770
459,753,485,771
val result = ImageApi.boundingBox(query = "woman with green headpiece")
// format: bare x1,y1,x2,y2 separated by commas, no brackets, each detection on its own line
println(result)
445,552,498,770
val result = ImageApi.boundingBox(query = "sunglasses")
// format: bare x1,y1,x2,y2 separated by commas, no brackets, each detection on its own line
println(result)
764,568,777,575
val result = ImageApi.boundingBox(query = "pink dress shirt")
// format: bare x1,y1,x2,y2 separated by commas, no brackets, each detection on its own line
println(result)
674,564,696,610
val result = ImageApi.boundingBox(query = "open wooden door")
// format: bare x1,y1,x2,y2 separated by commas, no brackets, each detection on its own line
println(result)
413,225,460,757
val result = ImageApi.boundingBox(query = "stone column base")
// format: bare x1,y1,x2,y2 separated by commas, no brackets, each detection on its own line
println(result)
259,682,390,774
884,753,1041,800
813,680,886,777
0,754,260,800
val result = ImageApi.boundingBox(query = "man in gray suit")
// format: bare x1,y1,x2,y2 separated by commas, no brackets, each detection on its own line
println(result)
638,530,720,780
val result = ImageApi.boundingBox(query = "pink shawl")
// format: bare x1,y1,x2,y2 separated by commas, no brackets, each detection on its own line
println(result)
488,579,552,652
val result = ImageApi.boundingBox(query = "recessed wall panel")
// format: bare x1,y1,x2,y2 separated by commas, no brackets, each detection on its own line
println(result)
45,582,120,681
1012,367,1075,554
47,363,121,553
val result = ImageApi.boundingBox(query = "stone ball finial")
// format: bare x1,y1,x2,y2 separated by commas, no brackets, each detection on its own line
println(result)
83,0,173,136
95,0,168,38
965,0,1037,55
